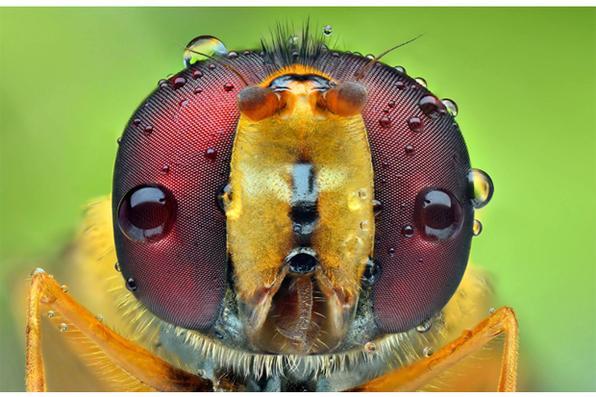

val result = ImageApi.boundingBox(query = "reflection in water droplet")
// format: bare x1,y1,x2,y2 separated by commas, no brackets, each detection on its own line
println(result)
379,116,392,128
118,185,176,243
467,168,494,209
423,346,433,357
401,225,415,238
394,66,406,74
205,147,217,160
126,277,138,292
416,319,432,333
373,199,383,216
415,77,427,87
114,262,121,272
473,219,483,236
415,189,463,241
183,35,228,67
59,323,68,333
323,25,333,36
407,116,423,132
419,95,445,119
47,310,55,319
364,341,377,353
442,98,458,116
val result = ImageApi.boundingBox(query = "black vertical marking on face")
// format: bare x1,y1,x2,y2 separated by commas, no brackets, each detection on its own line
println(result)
290,162,318,246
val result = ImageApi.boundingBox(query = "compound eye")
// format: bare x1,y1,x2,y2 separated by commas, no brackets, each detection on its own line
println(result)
117,185,176,243
415,189,463,241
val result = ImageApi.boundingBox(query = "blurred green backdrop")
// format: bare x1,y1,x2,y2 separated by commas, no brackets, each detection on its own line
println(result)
0,7,594,391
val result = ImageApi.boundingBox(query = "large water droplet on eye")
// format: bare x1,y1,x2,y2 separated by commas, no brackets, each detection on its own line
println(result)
323,24,333,36
473,219,483,236
415,189,463,241
442,98,458,117
117,185,176,243
183,35,228,67
419,95,445,119
467,168,494,209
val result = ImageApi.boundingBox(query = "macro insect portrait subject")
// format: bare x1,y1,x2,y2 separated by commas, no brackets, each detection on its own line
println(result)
2,7,595,394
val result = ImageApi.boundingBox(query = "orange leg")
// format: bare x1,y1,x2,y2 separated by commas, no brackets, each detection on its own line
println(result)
351,307,519,392
24,268,217,392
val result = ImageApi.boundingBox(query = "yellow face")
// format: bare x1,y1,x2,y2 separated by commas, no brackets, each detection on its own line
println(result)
223,66,375,354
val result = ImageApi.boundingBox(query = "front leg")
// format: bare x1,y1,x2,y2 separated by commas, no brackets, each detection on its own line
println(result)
25,268,219,392
350,307,519,392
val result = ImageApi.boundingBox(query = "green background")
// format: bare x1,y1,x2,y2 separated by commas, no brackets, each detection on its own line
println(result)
0,7,594,391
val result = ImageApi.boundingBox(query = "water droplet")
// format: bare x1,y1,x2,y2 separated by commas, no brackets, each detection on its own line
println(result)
243,50,251,56
223,83,234,92
473,219,483,236
365,54,375,60
192,69,203,79
116,137,122,145
360,220,369,231
379,116,392,128
407,116,423,132
442,98,458,117
178,99,189,108
194,87,203,95
158,79,168,88
419,95,445,119
404,144,415,155
332,52,340,58
288,35,299,46
416,318,432,333
204,147,217,160
227,51,238,59
358,188,367,199
114,262,121,272
387,100,396,108
388,247,395,256
172,76,186,90
161,164,170,174
394,65,406,74
132,118,141,126
362,258,380,285
183,35,228,67
401,225,415,238
117,185,176,243
59,323,68,333
488,307,496,314
95,314,104,323
415,77,427,87
61,284,69,293
373,199,383,216
208,63,216,70
415,189,463,241
364,341,377,353
395,81,405,90
126,277,138,292
423,346,433,357
47,310,55,319
467,168,494,209
323,24,333,36
143,125,153,136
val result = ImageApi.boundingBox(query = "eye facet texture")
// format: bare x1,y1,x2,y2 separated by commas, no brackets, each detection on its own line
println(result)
113,51,473,334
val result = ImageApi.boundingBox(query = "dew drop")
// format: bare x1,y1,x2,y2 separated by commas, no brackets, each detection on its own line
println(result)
227,51,238,59
423,346,433,357
161,164,170,174
362,258,380,285
395,81,405,90
388,247,395,256
442,98,458,117
208,63,216,70
419,95,445,119
473,219,483,236
114,262,121,272
116,137,122,145
47,310,55,319
323,24,333,36
183,35,228,67
404,144,415,155
132,118,141,126
223,83,234,92
401,225,415,238
158,79,168,88
407,116,423,132
172,76,186,90
379,116,392,128
394,65,406,74
359,220,369,231
117,185,176,243
364,341,377,353
488,307,496,314
387,100,396,108
216,183,232,213
95,314,104,323
373,199,383,216
143,125,153,136
467,168,494,209
194,87,203,95
61,284,69,293
414,189,463,241
358,188,367,199
204,147,217,160
416,318,432,333
59,323,68,333
126,277,138,292
415,77,427,87
192,69,203,79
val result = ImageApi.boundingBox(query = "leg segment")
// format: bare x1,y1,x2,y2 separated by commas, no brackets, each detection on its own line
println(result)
350,307,519,392
25,268,217,392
